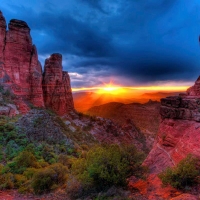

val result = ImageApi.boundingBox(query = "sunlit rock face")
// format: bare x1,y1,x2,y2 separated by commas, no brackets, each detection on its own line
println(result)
43,53,74,115
0,11,74,115
144,76,200,173
1,17,44,109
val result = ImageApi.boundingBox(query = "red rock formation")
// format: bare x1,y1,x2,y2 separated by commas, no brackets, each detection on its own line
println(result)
144,76,200,173
187,76,200,96
0,11,6,82
3,19,44,108
0,11,74,115
29,45,44,107
43,53,74,115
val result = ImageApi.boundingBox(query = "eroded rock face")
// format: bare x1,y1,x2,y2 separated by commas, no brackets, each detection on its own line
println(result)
160,96,200,122
187,76,200,96
43,53,74,115
0,11,6,82
144,76,200,173
1,17,44,109
29,45,44,107
0,11,74,116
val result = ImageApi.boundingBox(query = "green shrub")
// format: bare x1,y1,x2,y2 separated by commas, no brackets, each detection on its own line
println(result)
16,151,40,168
159,154,200,189
0,172,14,189
32,163,68,194
72,145,145,190
14,174,27,187
7,151,41,174
49,163,69,184
23,168,38,179
32,167,56,194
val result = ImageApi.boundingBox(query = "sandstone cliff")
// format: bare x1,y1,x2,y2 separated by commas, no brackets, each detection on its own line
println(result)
144,76,200,173
0,11,74,115
43,53,74,115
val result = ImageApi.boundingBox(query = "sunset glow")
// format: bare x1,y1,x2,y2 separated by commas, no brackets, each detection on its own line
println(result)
72,85,190,93
97,82,126,95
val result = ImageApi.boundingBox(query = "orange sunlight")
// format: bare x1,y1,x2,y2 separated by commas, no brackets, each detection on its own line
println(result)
97,82,126,95
72,82,191,112
72,85,190,94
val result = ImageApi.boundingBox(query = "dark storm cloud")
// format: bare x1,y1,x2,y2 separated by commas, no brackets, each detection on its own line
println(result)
1,0,200,87
79,0,106,13
2,7,113,57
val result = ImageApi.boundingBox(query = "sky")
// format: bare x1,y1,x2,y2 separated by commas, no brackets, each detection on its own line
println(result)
1,0,200,89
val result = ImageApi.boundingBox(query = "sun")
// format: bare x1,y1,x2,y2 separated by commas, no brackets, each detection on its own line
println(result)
97,82,125,95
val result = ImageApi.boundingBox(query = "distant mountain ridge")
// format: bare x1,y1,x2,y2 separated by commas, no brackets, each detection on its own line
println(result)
73,91,179,112
87,100,161,150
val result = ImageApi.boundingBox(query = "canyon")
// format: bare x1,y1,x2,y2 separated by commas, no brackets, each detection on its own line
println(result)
1,9,200,200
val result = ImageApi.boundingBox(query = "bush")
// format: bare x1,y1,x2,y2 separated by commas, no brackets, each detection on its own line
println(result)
66,174,91,199
0,172,14,189
32,163,68,194
32,167,56,194
23,168,38,179
48,163,69,184
159,154,200,189
72,144,145,191
14,174,27,188
6,151,41,174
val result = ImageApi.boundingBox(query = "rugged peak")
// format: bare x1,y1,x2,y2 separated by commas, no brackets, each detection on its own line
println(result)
196,76,200,82
50,53,62,60
43,53,74,115
8,19,30,32
45,53,63,71
186,76,200,96
0,11,6,28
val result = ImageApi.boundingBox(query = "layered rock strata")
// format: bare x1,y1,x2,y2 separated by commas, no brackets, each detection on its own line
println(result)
144,76,200,173
1,16,44,108
0,11,74,115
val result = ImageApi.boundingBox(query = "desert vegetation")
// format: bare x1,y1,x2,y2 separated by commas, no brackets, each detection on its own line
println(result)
0,86,15,105
159,154,200,190
0,115,146,199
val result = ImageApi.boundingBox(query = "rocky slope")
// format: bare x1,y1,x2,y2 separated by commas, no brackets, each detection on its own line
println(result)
143,76,200,173
0,11,74,116
66,114,145,150
87,100,161,150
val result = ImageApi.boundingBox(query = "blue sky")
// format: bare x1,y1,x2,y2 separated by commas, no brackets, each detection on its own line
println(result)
1,0,200,87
